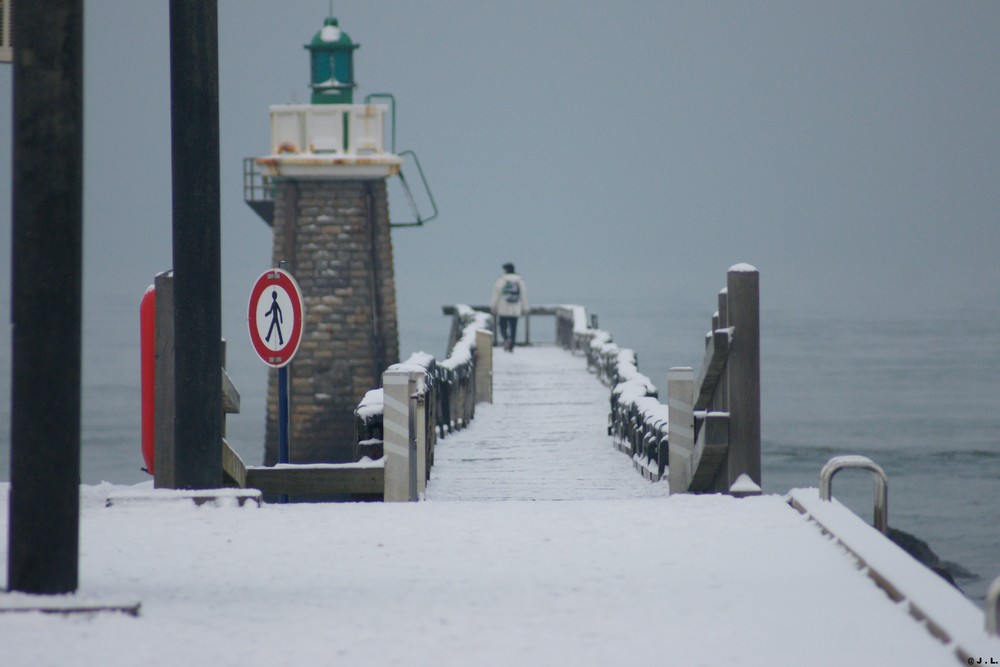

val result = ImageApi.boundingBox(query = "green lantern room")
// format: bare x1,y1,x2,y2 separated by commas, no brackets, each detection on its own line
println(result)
306,16,359,105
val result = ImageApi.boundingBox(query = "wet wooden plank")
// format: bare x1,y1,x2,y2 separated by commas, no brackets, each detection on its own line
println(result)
222,438,247,488
245,464,384,497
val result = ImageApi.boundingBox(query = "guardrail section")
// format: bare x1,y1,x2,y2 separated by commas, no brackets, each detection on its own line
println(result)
548,266,760,495
367,305,493,501
669,265,761,495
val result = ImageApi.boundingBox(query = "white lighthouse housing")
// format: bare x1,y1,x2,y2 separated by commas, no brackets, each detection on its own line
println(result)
257,103,403,180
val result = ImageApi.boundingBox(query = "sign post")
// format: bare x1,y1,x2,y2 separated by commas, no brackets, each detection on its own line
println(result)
248,267,304,464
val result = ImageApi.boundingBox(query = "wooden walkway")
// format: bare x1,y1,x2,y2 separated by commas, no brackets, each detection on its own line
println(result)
427,346,669,501
417,345,994,664
2,345,993,665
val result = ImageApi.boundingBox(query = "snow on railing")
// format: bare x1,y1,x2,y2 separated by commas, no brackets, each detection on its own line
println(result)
438,305,492,433
354,388,385,461
442,305,491,371
352,351,441,463
554,307,668,482
553,266,760,492
353,305,493,500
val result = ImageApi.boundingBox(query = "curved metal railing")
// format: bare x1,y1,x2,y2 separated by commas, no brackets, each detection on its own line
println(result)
819,455,889,534
986,574,1000,637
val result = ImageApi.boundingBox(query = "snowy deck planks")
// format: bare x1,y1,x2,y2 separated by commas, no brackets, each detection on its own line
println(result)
427,346,670,501
0,486,985,665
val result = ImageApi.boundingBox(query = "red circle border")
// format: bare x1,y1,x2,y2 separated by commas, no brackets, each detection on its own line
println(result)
247,268,304,367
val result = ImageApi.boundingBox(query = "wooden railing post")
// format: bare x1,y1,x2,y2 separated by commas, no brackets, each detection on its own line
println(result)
422,380,436,479
555,307,583,350
457,371,467,428
667,367,695,493
383,369,415,501
414,374,428,499
475,329,493,404
715,288,730,411
723,265,761,490
447,313,461,353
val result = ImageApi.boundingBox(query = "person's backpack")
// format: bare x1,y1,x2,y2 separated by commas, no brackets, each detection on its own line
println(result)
502,280,521,303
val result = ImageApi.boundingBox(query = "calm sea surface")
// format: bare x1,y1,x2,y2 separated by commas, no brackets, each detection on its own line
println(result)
0,293,997,606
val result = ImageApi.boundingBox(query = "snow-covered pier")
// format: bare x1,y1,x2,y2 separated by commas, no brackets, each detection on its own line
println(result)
3,315,1000,665
428,346,670,502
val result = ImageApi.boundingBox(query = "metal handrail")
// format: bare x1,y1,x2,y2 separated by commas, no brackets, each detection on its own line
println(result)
242,157,273,202
987,574,1000,636
391,150,439,227
819,455,889,534
363,92,396,153
361,93,438,228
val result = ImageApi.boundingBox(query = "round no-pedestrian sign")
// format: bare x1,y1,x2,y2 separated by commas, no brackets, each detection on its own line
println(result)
248,268,304,367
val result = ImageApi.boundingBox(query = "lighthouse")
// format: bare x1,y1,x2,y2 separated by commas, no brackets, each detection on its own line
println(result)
245,15,404,465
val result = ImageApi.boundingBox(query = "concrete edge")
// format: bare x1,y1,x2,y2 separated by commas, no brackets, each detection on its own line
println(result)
787,487,1000,663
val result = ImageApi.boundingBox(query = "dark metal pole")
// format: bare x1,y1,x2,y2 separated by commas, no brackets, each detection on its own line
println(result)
278,365,289,503
169,0,222,488
8,0,85,593
278,366,289,464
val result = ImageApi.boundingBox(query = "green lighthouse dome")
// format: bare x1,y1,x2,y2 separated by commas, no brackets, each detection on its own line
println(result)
305,16,360,104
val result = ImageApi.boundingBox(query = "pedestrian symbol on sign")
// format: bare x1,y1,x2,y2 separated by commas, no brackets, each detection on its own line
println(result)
248,268,304,368
264,291,284,345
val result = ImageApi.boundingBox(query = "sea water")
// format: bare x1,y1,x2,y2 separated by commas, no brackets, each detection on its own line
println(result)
0,292,997,607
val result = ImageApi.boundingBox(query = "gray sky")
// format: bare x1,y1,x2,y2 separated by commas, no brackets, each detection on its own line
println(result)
1,2,999,464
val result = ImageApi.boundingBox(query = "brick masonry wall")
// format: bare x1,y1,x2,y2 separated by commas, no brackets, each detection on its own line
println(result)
264,179,399,464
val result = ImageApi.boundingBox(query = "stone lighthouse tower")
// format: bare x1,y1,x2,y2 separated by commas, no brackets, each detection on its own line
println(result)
247,15,402,464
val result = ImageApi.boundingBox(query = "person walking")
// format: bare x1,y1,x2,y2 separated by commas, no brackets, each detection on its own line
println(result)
491,262,528,352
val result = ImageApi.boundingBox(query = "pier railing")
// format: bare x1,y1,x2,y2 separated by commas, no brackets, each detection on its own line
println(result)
669,265,761,495
548,266,762,494
443,304,585,348
207,265,758,500
552,306,669,480
441,302,673,483
355,305,493,501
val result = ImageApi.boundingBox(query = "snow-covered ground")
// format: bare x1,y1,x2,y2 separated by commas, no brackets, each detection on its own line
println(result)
1,347,996,666
0,488,984,666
